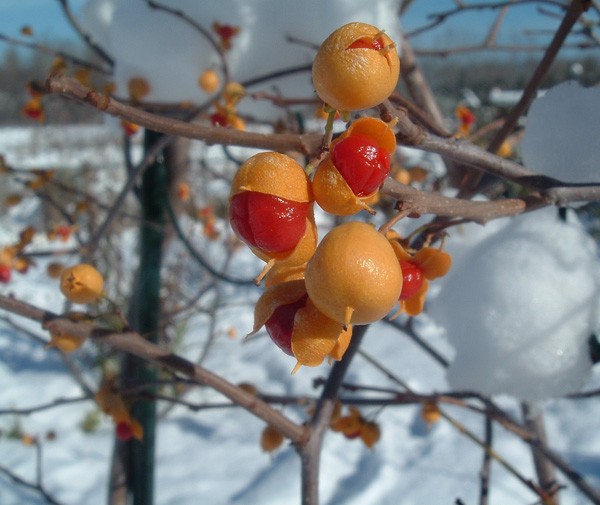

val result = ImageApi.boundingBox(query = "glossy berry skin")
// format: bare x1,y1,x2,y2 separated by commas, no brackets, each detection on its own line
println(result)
229,191,309,254
348,37,384,50
265,294,309,356
0,265,11,283
399,260,424,300
331,134,391,197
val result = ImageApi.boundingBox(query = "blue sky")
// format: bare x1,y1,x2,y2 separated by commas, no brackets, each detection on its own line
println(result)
0,0,590,59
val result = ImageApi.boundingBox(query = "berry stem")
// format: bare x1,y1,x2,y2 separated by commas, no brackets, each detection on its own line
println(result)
378,206,414,233
322,108,337,150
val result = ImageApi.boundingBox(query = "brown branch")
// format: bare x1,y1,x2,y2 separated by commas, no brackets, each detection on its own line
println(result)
488,0,589,154
398,35,447,131
0,462,64,505
381,177,526,223
0,294,306,445
0,33,110,75
521,402,560,504
300,325,368,505
480,417,493,505
46,73,322,156
389,104,600,205
406,0,568,39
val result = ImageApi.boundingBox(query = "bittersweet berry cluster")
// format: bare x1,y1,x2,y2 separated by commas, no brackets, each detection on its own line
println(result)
228,23,451,374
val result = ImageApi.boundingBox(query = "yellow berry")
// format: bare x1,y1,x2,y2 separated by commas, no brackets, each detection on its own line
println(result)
59,264,104,304
305,222,402,326
198,68,220,93
261,424,284,453
312,22,400,112
47,332,86,352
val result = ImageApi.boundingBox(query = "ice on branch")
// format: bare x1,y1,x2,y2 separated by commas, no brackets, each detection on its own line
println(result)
430,208,600,400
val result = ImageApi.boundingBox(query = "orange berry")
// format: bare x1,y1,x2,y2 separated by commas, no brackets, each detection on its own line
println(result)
230,151,311,203
313,117,395,216
127,77,150,101
46,262,65,279
360,420,381,448
305,222,402,326
47,332,86,352
230,152,316,280
252,279,351,370
421,400,442,425
312,22,400,112
260,424,284,453
198,68,220,93
59,264,104,304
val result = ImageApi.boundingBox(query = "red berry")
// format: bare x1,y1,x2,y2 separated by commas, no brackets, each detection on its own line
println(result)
265,294,308,356
0,265,11,283
217,25,237,39
331,134,391,197
210,113,228,127
115,421,133,441
348,37,384,51
229,191,308,253
399,261,424,300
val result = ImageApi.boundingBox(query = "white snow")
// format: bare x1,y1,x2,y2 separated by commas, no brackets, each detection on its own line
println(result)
2,123,600,505
430,207,600,400
521,81,600,184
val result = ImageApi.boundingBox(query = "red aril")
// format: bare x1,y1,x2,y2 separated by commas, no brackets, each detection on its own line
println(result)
229,191,308,253
0,265,11,283
348,37,384,51
331,134,391,197
399,260,424,300
115,421,133,441
265,294,308,356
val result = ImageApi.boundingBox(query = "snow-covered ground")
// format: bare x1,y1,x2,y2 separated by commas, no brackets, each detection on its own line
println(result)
1,116,600,505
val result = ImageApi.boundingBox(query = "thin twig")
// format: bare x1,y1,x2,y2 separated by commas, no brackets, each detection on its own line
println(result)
54,0,115,67
0,294,306,444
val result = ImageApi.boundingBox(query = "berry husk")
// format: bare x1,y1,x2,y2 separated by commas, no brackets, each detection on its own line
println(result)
312,22,400,112
230,151,311,203
59,263,104,304
305,222,402,326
